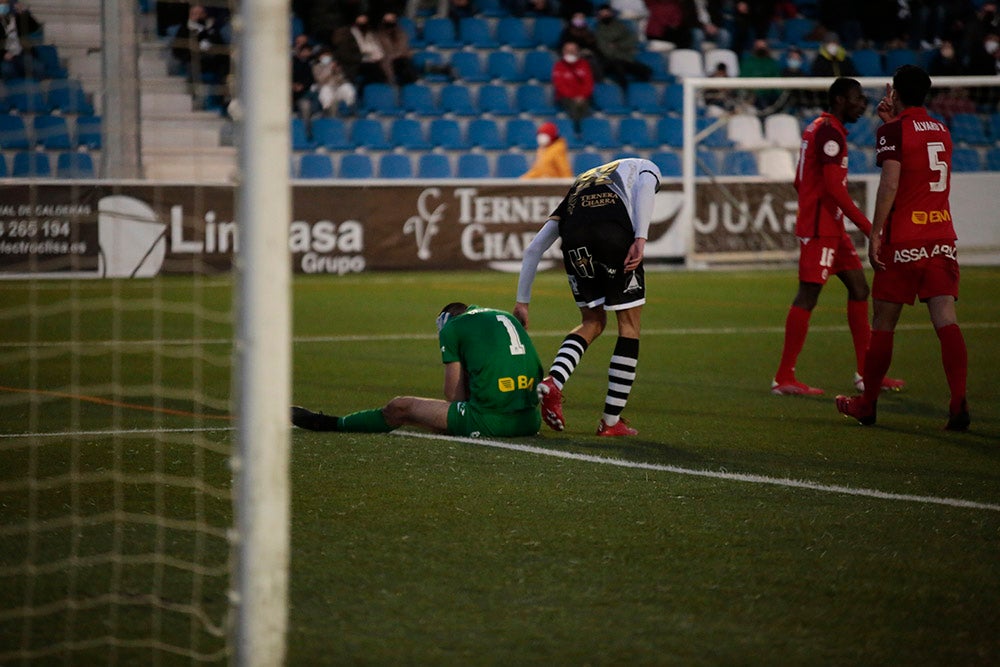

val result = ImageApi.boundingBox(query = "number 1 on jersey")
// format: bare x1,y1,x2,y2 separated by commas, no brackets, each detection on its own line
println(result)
497,315,526,356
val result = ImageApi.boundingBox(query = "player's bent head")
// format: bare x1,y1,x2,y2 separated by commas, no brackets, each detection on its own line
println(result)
892,65,932,107
436,302,469,332
828,77,861,109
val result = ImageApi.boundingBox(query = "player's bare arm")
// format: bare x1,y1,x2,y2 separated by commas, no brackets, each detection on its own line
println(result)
869,159,901,271
443,361,468,401
513,302,530,328
624,238,646,272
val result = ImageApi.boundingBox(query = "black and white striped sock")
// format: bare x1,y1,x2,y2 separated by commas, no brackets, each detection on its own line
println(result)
603,337,639,425
549,333,588,390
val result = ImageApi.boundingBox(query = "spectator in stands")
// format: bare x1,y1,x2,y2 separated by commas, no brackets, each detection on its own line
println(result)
523,0,559,16
928,40,965,77
966,30,1000,76
447,0,477,31
692,0,730,51
594,3,652,90
522,121,573,178
171,3,231,84
644,0,696,49
552,40,595,134
377,12,419,85
350,13,389,90
703,61,735,116
1,0,41,80
610,0,646,22
292,36,320,138
312,46,357,115
960,2,999,61
559,0,594,21
332,23,363,83
810,31,859,78
731,1,776,56
781,45,808,77
739,38,781,109
817,0,863,50
560,11,604,79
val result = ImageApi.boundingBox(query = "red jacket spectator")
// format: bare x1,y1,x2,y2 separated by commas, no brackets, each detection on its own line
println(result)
552,46,595,100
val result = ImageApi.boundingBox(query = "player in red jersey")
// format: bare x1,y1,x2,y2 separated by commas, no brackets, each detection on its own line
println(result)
837,65,970,430
772,77,905,396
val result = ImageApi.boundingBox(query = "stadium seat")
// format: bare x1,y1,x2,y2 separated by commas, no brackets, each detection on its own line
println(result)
0,153,6,177
440,84,478,116
11,151,52,177
650,150,681,177
532,17,563,49
523,49,556,82
721,150,758,176
34,44,68,79
727,113,767,150
985,146,1000,171
390,118,432,149
553,118,584,148
399,16,421,47
46,79,93,114
378,153,413,178
696,149,718,176
618,117,656,149
459,17,498,48
299,153,334,178
988,112,1000,143
627,82,661,113
763,113,801,150
848,148,876,174
703,48,739,77
477,84,517,116
663,83,684,113
350,118,392,150
468,118,506,149
636,51,671,82
656,116,683,148
668,49,704,78
851,48,884,77
505,118,538,149
312,117,352,150
515,83,556,114
885,48,918,74
75,115,102,149
476,0,508,18
697,117,733,148
495,152,529,177
417,153,453,178
951,147,982,172
757,147,796,180
428,118,469,149
457,153,491,178
400,83,441,116
0,114,32,150
950,113,990,146
32,115,72,149
846,115,875,147
572,151,604,175
486,50,526,82
55,151,95,178
495,18,534,49
579,117,617,149
450,50,489,82
6,78,47,113
783,17,817,46
360,82,400,115
338,153,373,178
291,118,316,150
592,82,630,115
412,51,447,81
422,17,461,48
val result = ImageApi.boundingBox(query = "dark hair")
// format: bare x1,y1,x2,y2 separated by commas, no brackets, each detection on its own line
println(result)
827,77,860,109
892,64,932,107
439,302,468,318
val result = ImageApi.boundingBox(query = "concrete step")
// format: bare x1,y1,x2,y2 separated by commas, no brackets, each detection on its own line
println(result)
141,91,195,115
142,117,227,148
143,146,237,183
40,21,102,49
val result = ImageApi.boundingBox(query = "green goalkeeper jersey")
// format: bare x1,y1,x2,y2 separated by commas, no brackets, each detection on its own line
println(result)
438,305,543,413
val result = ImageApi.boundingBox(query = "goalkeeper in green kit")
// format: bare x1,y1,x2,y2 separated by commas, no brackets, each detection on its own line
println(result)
292,303,543,438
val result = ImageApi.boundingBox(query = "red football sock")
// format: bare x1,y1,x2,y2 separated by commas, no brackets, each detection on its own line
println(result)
862,330,894,405
936,323,968,412
847,299,871,375
775,305,811,382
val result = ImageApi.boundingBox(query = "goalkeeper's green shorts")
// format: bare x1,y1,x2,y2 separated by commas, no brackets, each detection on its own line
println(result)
447,402,541,438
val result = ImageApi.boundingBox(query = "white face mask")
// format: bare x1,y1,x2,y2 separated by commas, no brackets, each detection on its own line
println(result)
986,40,1000,55
537,133,552,147
826,42,839,54
320,55,333,65
563,54,578,64
787,57,802,70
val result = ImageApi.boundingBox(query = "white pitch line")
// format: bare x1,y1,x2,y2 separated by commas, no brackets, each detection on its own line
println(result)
393,431,1000,513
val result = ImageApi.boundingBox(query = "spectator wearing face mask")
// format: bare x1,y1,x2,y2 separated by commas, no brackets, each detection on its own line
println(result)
350,13,389,91
739,38,781,109
809,31,859,78
967,31,1000,107
0,0,41,80
378,12,419,86
521,122,573,179
559,11,604,80
312,46,357,115
552,40,595,135
594,3,652,90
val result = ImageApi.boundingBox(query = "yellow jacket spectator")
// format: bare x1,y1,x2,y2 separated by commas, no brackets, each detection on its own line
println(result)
521,122,573,179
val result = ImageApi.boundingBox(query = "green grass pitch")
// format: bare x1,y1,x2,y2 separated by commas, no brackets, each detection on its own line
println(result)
1,267,998,664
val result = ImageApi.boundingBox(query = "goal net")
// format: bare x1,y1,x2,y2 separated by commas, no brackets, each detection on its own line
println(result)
0,0,290,664
679,73,1000,266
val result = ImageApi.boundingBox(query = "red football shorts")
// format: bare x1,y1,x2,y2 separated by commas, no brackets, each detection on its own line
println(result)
872,241,960,304
797,232,863,284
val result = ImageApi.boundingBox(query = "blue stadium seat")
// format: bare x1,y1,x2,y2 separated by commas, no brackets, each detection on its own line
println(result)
515,83,555,114
55,151,95,178
636,51,671,82
951,147,982,172
468,118,505,149
554,118,584,148
390,118,432,149
851,49,883,77
428,118,469,149
495,152,529,177
523,49,555,82
848,148,876,174
457,153,491,178
579,117,617,149
0,153,6,177
783,17,816,46
985,146,1000,171
650,150,681,177
950,113,990,146
400,83,441,116
476,0,508,17
311,117,353,150
572,151,604,175
721,150,758,176
697,117,733,148
532,17,563,48
885,48,918,74
46,79,93,114
663,83,683,113
399,16,422,47
34,45,68,79
339,153,373,179
6,78,47,113
417,153,452,178
505,118,538,149
487,50,526,82
32,115,72,149
360,82,400,115
626,81,661,113
379,153,413,178
846,115,875,147
291,118,316,150
450,50,489,82
299,153,334,178
75,115,102,149
495,18,534,49
350,118,392,150
696,149,718,176
477,84,517,116
592,82,629,115
12,151,52,177
459,17,498,48
412,51,446,80
0,115,32,149
422,18,461,48
988,112,1000,142
656,116,683,147
439,84,478,116
618,117,656,149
